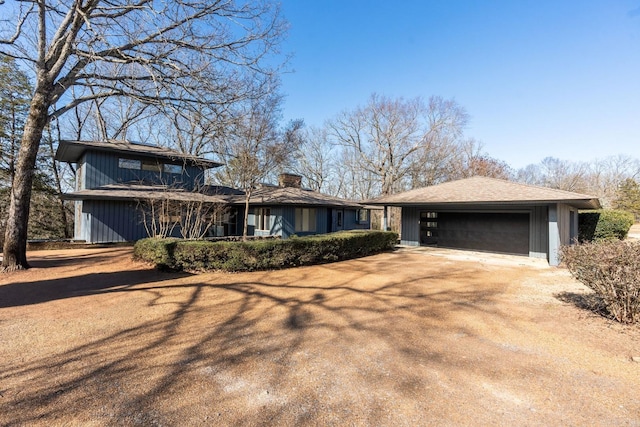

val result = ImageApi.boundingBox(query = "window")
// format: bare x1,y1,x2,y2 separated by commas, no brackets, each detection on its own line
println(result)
337,211,343,227
420,211,437,219
356,209,369,224
163,164,183,174
160,214,181,223
141,160,162,172
256,208,271,231
295,208,316,232
119,158,141,170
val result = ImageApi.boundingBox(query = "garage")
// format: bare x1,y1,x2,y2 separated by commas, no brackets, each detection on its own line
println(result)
369,176,601,265
430,212,530,255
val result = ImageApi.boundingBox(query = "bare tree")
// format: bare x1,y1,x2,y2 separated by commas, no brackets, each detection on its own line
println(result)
293,125,336,192
0,0,287,270
589,155,640,207
328,93,468,197
448,139,513,180
516,154,640,207
138,191,226,240
138,197,179,240
213,95,302,239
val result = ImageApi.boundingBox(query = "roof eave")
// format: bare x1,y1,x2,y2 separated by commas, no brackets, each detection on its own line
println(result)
55,140,223,169
366,199,601,209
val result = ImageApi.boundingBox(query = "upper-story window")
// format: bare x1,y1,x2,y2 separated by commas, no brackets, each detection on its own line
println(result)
118,158,141,170
119,158,181,174
141,160,161,172
163,164,183,174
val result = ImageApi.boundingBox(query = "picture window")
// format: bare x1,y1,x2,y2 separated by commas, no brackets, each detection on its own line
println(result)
256,208,271,231
295,208,317,232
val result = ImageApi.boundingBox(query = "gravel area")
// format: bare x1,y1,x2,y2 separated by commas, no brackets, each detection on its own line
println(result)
1,247,639,426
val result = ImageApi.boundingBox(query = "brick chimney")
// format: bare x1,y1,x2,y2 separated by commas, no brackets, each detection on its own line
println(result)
278,173,302,188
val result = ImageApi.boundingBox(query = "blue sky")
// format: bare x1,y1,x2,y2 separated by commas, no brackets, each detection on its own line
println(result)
278,1,640,169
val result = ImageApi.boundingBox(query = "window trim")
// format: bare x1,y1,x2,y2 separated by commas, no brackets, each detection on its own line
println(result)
295,208,317,232
356,209,369,224
118,158,141,170
255,207,271,231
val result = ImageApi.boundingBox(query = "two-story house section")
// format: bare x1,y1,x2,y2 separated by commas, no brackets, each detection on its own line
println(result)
55,140,372,243
55,139,225,243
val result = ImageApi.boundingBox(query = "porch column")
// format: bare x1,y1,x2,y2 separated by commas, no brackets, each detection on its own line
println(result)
548,204,560,266
382,205,388,231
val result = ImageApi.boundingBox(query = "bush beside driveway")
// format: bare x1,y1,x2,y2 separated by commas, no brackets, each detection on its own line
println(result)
0,247,639,426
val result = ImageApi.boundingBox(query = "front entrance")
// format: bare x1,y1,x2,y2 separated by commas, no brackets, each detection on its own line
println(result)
419,211,438,246
329,208,344,232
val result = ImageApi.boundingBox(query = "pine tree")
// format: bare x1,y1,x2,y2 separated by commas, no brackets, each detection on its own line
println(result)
0,56,31,246
613,178,640,221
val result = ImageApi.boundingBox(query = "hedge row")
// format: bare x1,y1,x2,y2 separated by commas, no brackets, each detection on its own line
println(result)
578,209,634,242
562,240,640,324
133,230,399,272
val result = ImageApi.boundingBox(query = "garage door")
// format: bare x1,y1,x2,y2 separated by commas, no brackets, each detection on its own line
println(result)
435,212,530,255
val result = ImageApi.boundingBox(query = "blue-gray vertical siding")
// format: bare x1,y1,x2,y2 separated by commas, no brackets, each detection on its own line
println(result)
83,200,149,243
548,204,561,266
82,151,205,189
529,206,548,259
315,207,328,235
400,207,421,246
557,203,577,245
280,206,296,238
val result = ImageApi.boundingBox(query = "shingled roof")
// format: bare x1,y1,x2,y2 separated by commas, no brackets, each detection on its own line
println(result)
232,185,364,208
62,183,229,204
368,176,601,209
62,182,367,209
55,140,222,169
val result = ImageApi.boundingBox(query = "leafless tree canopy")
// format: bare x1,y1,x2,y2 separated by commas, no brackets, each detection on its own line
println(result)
0,0,288,270
211,93,303,238
516,155,640,207
2,0,286,117
325,94,468,197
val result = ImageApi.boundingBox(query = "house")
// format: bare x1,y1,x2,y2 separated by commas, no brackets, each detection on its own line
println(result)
243,174,371,238
367,177,601,265
54,140,370,243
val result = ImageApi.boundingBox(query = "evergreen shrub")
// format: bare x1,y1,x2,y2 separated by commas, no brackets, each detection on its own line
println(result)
134,230,398,272
578,209,634,242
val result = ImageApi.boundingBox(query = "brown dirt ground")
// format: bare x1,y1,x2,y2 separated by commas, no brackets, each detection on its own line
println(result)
0,246,639,426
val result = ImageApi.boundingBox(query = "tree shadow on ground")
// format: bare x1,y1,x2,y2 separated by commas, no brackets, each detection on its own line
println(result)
0,269,192,308
0,260,552,426
555,291,610,319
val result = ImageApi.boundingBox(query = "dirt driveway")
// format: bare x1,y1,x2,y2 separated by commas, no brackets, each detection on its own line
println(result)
1,247,639,426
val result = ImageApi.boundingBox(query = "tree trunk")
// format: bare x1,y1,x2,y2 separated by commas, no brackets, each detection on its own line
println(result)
242,188,251,241
2,90,50,271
